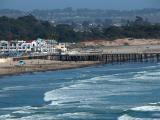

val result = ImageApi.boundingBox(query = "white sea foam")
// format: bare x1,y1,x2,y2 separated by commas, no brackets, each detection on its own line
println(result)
0,106,38,118
1,85,39,92
118,114,141,120
118,114,159,120
44,85,128,106
131,105,160,112
44,72,152,106
57,112,94,119
45,74,128,101
133,70,160,81
147,71,160,76
118,101,160,120
89,75,125,82
0,106,39,111
12,110,32,114
44,84,103,105
0,86,26,93
44,75,112,105
149,102,160,105
0,106,56,120
134,76,160,80
2,114,57,120
0,114,15,119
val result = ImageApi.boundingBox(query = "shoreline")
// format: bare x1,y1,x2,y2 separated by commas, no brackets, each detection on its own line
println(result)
1,44,160,77
0,61,101,76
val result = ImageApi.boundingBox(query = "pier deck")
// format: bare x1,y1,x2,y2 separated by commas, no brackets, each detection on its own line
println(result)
13,52,160,64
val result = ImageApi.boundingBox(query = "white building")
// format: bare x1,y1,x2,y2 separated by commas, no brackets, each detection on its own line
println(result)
0,40,34,52
55,43,67,52
32,38,58,53
0,39,68,55
0,40,9,51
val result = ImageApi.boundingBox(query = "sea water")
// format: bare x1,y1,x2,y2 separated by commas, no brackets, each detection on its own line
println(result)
0,62,160,120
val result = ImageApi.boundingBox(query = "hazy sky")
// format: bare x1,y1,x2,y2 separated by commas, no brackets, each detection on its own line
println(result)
0,0,160,11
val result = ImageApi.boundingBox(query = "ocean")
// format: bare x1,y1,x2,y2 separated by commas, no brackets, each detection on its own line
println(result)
0,62,160,120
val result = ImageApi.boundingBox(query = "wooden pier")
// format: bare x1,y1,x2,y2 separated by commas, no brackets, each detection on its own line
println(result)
13,53,160,64
48,53,160,63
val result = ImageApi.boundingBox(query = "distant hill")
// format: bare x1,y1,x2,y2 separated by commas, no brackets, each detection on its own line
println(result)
0,9,25,18
0,15,160,42
0,8,160,24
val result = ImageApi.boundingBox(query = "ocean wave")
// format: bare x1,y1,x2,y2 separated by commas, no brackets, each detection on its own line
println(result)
57,112,94,119
0,106,53,120
118,102,160,120
43,85,103,105
43,71,153,106
0,106,39,114
149,102,160,105
1,85,41,92
0,110,93,120
44,74,133,105
133,69,160,81
147,71,160,76
134,76,160,80
2,86,27,91
118,114,159,120
1,106,39,110
12,110,32,114
88,69,160,83
0,114,15,119
43,75,113,105
130,105,160,112
0,114,57,120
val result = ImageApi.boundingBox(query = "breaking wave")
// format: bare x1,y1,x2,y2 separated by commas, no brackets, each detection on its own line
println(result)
118,102,160,120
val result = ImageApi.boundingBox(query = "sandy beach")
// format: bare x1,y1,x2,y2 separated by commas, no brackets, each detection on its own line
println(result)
0,59,100,76
81,38,160,47
77,39,160,54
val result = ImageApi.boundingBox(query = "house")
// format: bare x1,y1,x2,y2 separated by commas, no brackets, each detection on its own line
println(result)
0,41,9,51
55,43,67,52
0,40,33,52
30,38,58,53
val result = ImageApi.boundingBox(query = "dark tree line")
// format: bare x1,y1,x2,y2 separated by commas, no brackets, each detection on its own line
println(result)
103,17,160,40
0,15,160,42
0,15,54,40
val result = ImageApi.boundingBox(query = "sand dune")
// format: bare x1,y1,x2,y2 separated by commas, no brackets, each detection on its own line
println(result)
82,38,160,46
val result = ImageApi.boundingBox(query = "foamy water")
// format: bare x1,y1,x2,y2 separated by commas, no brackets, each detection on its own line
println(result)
0,63,160,120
